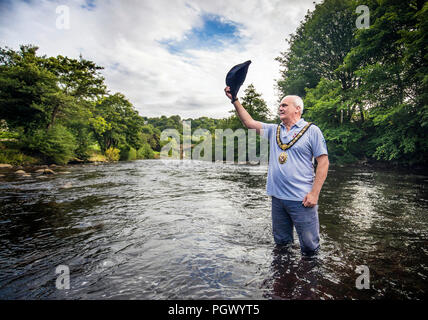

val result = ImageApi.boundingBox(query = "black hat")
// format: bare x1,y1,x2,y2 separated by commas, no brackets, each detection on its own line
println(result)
225,60,251,100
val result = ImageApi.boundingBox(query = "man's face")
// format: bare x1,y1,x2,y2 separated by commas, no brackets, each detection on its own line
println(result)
278,96,299,121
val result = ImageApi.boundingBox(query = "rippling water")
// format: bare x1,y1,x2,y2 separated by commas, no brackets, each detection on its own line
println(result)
0,160,427,299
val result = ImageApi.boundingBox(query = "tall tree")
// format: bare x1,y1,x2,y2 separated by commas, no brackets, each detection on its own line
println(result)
276,0,357,98
43,54,106,129
343,0,428,163
226,84,272,130
276,0,427,164
0,45,59,131
91,93,144,152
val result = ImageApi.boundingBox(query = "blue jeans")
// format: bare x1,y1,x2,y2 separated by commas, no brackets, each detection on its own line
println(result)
271,196,320,256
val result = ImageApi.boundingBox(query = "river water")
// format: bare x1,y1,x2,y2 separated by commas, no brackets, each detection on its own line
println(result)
0,160,427,299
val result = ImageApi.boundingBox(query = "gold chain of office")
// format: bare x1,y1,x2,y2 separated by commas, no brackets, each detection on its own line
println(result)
276,122,313,164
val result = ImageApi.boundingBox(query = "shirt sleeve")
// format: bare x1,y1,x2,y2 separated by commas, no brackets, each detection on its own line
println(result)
309,125,328,158
260,122,276,141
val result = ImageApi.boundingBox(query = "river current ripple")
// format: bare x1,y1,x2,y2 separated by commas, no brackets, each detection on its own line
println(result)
0,160,427,299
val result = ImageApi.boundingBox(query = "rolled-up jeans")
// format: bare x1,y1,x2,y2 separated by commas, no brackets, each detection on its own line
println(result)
271,196,320,256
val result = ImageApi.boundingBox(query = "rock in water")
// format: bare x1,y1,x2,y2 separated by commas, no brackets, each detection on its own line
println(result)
15,170,26,175
43,169,56,175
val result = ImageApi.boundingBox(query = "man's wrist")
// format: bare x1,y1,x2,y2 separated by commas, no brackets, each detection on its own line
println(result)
231,97,238,104
310,190,320,197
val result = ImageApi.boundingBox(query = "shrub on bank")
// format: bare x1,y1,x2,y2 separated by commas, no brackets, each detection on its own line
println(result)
119,146,137,161
0,143,39,165
105,147,120,161
137,143,154,159
128,147,137,161
23,125,77,165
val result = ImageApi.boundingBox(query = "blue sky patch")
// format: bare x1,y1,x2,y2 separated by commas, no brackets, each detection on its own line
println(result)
160,13,243,54
81,0,96,11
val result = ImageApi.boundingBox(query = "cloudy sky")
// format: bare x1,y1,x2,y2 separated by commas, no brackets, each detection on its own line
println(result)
0,0,320,119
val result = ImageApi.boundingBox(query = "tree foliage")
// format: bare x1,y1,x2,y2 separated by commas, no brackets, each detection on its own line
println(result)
225,84,272,130
0,45,157,164
276,0,428,164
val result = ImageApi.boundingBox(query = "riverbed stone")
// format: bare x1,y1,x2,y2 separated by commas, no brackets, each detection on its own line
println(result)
35,169,45,173
15,170,26,175
60,182,73,189
43,169,56,175
0,164,12,168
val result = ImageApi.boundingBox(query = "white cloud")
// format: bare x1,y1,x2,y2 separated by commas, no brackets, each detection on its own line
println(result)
0,0,320,119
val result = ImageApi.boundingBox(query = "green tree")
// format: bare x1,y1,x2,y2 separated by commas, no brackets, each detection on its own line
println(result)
342,0,428,163
276,0,427,164
141,124,161,151
276,0,357,98
304,78,365,162
0,45,156,165
0,45,59,131
43,54,106,129
226,84,272,130
24,124,77,164
0,45,109,161
221,84,272,161
91,93,145,152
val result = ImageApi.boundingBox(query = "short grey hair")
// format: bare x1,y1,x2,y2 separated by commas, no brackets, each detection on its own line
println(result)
283,95,304,114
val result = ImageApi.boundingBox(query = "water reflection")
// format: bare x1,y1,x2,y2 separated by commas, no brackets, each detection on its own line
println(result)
263,245,321,299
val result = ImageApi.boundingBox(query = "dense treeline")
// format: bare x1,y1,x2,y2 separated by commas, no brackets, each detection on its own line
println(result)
0,44,271,165
144,84,273,162
276,0,427,164
1,0,426,166
0,45,161,164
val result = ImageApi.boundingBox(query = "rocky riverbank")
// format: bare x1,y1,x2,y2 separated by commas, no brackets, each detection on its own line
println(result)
0,163,73,180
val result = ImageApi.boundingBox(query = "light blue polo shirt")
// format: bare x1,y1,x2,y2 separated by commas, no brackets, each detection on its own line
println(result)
261,118,328,201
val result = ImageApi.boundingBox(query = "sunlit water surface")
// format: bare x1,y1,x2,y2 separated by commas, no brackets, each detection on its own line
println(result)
0,160,427,299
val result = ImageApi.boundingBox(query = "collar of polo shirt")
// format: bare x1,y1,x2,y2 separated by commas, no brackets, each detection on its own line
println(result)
280,119,306,140
280,118,306,129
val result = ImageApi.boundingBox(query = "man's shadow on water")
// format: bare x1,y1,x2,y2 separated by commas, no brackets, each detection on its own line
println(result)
262,244,323,300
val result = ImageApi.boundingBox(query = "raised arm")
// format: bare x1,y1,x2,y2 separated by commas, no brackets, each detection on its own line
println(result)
224,86,263,134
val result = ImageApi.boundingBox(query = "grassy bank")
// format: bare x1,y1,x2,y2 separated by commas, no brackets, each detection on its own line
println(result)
0,139,157,167
0,143,40,166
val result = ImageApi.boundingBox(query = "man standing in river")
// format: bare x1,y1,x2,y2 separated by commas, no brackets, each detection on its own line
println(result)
224,86,329,256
